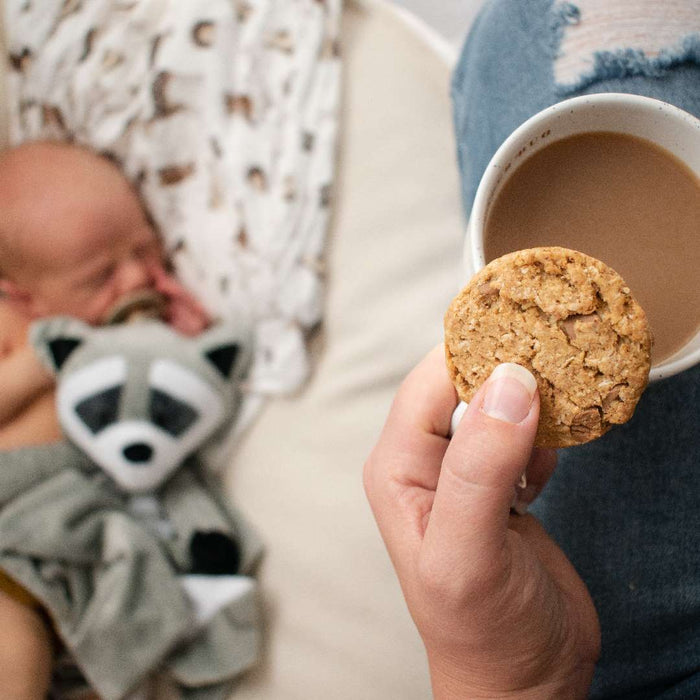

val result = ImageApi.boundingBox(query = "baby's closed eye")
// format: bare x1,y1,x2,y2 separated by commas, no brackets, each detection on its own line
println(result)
85,264,117,290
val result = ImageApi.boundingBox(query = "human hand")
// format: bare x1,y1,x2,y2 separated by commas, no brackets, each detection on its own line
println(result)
363,346,600,699
0,342,55,425
151,266,210,336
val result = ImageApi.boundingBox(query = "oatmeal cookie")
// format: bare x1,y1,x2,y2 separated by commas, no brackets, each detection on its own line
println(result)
444,247,652,447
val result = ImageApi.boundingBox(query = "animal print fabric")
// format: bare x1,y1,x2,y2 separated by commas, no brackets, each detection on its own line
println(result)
4,0,341,409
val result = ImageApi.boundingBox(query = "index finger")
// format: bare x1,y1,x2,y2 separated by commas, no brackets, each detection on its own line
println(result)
363,345,458,572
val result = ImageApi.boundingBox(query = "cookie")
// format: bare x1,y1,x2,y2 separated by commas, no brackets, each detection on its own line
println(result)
444,247,652,447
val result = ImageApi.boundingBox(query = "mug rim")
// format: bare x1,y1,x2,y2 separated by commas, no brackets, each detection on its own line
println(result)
466,92,700,383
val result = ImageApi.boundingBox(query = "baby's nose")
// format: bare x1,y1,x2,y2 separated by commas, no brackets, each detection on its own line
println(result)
119,260,154,293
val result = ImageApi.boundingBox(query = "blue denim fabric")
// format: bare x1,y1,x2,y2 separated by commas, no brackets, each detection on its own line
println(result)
451,2,700,697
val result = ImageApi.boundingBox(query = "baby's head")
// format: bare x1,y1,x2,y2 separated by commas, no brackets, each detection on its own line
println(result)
0,140,165,324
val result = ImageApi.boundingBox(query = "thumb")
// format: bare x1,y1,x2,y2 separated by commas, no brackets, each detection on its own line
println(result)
422,363,539,577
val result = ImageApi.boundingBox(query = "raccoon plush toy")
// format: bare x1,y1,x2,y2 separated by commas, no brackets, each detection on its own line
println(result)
0,317,263,700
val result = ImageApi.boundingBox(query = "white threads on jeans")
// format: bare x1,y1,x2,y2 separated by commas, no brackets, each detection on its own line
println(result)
553,0,700,88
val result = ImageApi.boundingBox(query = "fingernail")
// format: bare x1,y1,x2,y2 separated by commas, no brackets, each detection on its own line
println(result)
510,472,531,514
449,401,468,436
482,363,537,424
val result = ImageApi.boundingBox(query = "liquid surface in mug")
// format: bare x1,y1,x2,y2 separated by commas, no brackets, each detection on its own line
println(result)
484,131,700,364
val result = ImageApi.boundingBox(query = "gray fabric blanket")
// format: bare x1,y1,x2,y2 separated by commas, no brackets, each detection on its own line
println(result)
0,441,262,700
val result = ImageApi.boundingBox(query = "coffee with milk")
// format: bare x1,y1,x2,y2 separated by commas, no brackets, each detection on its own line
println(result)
484,131,700,364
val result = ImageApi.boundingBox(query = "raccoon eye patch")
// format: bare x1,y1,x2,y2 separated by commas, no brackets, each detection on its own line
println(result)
75,385,122,434
150,388,199,437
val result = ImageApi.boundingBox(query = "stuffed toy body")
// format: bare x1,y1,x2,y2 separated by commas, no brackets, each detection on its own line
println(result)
0,318,263,700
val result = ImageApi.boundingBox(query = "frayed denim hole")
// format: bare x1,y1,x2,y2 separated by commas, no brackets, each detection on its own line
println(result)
553,3,700,97
548,2,581,58
555,32,700,94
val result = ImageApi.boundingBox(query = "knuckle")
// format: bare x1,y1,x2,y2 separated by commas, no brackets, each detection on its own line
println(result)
416,550,468,605
361,455,373,498
417,547,509,610
362,448,381,504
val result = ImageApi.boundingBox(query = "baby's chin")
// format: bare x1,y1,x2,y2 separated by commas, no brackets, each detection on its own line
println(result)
102,290,168,325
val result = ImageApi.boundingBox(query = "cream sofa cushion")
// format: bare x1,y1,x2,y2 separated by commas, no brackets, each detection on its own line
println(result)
228,2,466,698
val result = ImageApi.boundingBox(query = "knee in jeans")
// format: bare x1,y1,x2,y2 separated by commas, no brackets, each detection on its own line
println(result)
551,0,700,90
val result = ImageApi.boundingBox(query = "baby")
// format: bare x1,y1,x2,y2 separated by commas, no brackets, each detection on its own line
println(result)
0,139,210,698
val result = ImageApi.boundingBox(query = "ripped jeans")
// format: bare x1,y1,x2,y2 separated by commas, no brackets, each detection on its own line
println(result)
451,2,700,698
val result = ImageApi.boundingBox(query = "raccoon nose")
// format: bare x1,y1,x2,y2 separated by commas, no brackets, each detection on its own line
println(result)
123,442,153,463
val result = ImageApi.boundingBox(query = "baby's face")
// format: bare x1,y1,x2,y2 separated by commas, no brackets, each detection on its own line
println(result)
3,145,168,324
29,195,164,324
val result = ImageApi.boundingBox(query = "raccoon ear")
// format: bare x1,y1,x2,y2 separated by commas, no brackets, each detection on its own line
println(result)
205,343,240,379
29,317,92,374
48,337,83,370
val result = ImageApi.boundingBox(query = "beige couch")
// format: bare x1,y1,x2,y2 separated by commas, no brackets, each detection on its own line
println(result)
0,2,473,697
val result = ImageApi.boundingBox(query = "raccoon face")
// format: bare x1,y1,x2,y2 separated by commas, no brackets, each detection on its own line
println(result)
58,355,224,493
31,316,250,493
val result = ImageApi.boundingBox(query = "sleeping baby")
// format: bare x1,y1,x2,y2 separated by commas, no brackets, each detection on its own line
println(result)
0,139,210,699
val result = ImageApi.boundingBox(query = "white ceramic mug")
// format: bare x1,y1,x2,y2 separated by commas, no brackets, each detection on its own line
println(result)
464,92,700,383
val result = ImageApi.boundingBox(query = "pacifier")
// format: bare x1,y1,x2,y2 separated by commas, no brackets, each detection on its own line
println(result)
104,290,167,325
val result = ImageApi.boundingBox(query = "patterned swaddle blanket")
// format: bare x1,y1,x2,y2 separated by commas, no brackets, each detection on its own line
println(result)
4,0,342,423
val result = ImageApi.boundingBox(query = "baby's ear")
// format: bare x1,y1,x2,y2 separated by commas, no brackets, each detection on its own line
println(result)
29,317,92,375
